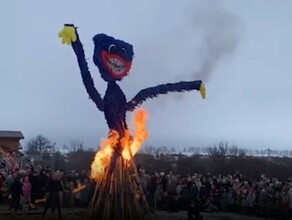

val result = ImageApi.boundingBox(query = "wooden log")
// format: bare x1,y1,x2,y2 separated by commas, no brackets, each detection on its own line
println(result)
87,138,153,220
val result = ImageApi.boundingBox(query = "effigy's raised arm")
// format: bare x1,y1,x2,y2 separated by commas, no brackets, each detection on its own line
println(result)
127,80,206,111
58,24,104,112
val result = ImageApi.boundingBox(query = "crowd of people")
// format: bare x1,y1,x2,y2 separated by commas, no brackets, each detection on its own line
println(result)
140,170,292,219
0,167,94,218
0,162,292,219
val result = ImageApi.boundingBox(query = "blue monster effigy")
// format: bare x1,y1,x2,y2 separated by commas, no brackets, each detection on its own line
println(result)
58,24,206,220
59,24,205,134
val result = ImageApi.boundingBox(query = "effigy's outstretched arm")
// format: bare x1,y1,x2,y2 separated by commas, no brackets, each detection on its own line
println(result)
127,80,206,111
59,24,104,111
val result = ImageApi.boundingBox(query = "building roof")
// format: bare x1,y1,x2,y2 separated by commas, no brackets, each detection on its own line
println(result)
0,131,24,139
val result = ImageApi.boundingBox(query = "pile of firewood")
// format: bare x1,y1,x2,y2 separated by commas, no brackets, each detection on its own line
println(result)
87,147,153,220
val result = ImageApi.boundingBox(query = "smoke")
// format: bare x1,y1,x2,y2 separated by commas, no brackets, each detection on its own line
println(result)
130,1,241,83
121,0,242,106
189,9,241,81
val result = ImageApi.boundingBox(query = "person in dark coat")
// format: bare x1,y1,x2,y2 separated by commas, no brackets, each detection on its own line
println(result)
38,169,49,199
146,173,157,211
42,172,63,218
10,176,23,212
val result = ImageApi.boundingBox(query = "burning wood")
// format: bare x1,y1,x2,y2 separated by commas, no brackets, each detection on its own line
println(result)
35,198,46,204
90,109,148,180
88,109,153,220
72,183,86,194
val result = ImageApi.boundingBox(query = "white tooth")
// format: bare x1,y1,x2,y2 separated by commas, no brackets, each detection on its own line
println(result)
107,57,126,75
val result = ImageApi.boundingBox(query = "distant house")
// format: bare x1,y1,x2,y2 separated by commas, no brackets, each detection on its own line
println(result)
0,130,24,151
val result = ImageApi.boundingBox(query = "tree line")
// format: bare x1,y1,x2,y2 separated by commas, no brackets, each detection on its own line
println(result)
24,135,292,180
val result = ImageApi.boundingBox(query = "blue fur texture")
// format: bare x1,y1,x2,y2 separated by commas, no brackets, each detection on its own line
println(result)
68,25,203,132
127,80,203,111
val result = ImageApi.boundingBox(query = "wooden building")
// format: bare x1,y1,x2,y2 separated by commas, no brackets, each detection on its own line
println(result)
0,130,24,151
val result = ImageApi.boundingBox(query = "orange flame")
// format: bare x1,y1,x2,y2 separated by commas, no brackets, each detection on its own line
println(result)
122,109,149,160
90,130,119,180
90,109,149,181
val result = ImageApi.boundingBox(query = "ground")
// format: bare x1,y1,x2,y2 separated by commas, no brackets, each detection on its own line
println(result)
0,206,269,220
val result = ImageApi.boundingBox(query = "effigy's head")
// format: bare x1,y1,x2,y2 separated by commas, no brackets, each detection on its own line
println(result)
93,34,134,82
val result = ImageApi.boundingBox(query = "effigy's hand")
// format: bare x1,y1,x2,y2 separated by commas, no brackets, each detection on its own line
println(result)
58,24,77,45
200,83,206,99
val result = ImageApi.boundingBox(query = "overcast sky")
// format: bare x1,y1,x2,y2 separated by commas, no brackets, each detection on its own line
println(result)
0,0,291,150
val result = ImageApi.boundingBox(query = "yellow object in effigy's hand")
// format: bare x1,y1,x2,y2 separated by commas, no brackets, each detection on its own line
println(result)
200,83,206,99
58,25,77,45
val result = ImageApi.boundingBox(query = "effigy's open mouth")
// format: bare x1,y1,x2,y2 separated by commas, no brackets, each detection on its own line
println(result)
101,51,131,79
107,57,126,75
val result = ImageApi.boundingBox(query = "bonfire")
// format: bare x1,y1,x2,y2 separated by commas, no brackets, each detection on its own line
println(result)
88,109,152,220
58,24,205,220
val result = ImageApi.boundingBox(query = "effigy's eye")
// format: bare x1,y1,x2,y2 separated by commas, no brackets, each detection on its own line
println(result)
108,44,117,54
121,48,127,56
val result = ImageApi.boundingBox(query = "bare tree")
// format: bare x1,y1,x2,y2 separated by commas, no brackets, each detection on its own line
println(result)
208,141,228,163
229,145,239,156
70,140,84,152
238,148,247,157
228,144,246,158
26,135,53,155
